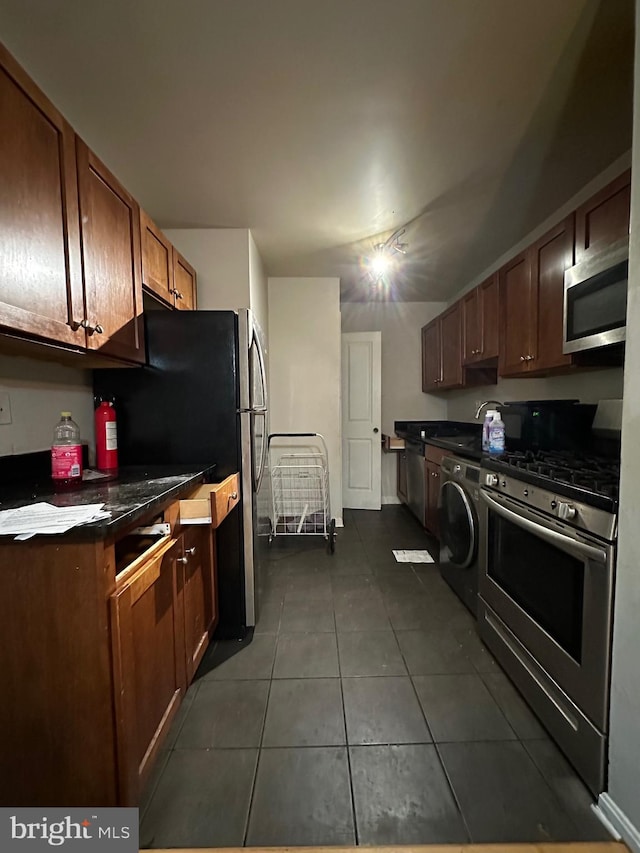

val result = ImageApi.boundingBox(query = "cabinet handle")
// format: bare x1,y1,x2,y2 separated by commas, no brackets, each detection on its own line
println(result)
230,491,238,500
177,556,188,564
176,291,184,300
527,355,534,361
520,355,526,361
81,319,104,335
185,546,197,555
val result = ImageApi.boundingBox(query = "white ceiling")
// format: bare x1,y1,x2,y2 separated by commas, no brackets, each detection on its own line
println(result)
0,0,634,301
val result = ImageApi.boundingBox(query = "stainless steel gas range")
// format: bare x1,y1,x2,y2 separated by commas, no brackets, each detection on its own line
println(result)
477,449,619,795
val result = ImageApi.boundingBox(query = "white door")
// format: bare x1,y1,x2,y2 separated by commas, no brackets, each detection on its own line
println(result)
341,331,382,510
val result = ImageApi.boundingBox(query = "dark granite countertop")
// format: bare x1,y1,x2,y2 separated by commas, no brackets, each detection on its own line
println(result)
0,463,217,540
423,435,483,461
393,420,483,461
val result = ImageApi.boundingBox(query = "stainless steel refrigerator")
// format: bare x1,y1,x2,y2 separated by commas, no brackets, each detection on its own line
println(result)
94,309,268,639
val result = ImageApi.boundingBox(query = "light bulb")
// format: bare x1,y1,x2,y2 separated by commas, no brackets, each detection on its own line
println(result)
370,250,391,279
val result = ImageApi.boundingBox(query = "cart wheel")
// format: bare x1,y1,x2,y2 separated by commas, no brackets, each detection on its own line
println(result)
328,519,336,554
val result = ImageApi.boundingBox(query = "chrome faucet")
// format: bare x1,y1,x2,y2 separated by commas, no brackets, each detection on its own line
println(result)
475,400,503,420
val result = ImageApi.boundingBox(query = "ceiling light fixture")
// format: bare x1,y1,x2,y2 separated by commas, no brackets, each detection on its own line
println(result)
366,227,409,285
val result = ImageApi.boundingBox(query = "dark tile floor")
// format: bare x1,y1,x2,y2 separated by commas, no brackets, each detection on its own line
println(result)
140,505,611,848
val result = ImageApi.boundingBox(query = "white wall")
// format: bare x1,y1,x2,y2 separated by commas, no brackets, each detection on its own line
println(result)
165,228,251,310
341,302,448,502
0,355,94,458
600,3,640,845
268,277,343,524
446,368,625,424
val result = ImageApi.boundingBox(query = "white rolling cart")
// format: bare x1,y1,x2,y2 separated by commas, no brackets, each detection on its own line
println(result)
267,432,336,553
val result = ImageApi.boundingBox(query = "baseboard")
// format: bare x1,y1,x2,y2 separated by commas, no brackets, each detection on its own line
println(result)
597,793,640,852
382,495,401,505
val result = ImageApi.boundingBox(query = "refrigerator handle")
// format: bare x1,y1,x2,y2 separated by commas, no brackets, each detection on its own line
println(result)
251,324,269,414
255,411,269,493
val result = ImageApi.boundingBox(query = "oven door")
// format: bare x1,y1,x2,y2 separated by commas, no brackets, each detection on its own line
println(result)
478,487,614,730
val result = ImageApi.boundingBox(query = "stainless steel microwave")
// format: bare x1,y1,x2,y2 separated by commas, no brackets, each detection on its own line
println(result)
563,238,628,353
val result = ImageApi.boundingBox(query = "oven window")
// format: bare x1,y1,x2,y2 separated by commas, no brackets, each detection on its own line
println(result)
488,514,584,662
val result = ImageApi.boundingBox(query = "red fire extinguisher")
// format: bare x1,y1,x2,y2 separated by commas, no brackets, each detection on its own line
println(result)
95,399,118,473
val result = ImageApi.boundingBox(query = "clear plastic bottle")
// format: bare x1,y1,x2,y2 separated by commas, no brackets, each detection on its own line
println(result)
51,411,83,488
482,410,498,452
488,411,506,455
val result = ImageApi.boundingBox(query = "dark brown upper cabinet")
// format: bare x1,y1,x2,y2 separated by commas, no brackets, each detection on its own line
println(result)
173,251,197,311
140,214,198,310
575,170,631,263
499,250,535,377
0,42,86,348
141,209,175,306
531,216,575,373
462,273,499,365
422,303,463,391
499,216,576,377
76,139,145,364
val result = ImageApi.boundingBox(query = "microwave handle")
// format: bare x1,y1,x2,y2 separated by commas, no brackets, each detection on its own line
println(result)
479,489,607,565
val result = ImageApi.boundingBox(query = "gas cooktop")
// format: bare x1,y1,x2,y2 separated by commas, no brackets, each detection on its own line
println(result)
484,449,620,512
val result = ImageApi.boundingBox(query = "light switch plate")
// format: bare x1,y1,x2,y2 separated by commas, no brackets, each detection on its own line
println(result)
0,392,12,425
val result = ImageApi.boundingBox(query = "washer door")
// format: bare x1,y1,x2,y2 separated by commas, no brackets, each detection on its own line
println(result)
440,481,477,568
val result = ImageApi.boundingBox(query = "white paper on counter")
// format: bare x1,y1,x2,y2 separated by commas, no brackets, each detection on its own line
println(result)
0,502,111,540
392,549,435,563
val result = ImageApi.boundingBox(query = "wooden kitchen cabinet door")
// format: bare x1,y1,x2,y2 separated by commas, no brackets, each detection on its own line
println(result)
575,170,631,262
462,275,498,366
532,216,575,373
439,302,463,389
499,250,535,376
422,320,440,391
181,526,213,682
173,250,197,310
478,273,499,360
462,289,481,364
141,209,174,306
425,460,441,536
397,451,408,504
0,44,85,348
76,139,145,363
110,538,186,804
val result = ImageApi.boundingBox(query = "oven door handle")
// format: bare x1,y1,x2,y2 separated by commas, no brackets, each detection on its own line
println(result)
479,489,608,565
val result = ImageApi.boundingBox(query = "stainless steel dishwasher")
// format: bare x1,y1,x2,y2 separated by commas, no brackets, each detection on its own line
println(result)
405,439,426,524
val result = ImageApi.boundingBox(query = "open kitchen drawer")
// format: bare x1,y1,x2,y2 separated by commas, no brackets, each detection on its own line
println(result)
179,472,240,528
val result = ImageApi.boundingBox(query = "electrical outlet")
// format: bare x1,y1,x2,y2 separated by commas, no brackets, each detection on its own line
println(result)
0,392,12,425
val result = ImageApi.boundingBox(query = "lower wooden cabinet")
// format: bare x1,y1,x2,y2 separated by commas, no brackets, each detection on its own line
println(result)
424,444,448,537
110,537,186,803
0,481,226,808
397,450,408,504
181,526,216,683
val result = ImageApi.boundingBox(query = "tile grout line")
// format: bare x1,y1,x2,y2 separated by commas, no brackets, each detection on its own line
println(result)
519,737,588,839
336,601,361,847
242,618,279,847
